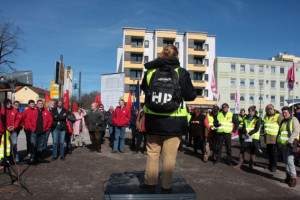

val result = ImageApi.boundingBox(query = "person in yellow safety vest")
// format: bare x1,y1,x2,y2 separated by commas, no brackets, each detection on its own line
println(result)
277,106,300,187
214,103,239,166
204,105,219,162
264,104,284,172
234,106,261,169
238,109,246,146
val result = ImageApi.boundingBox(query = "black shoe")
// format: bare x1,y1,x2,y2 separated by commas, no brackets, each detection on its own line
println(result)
52,157,57,161
214,161,221,165
67,151,72,154
119,150,124,153
89,149,95,152
28,159,36,164
139,184,155,192
96,149,101,153
111,151,117,153
60,157,65,161
161,187,172,193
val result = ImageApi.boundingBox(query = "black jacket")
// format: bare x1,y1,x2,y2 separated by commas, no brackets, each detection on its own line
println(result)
141,57,197,136
86,109,104,132
105,110,114,126
52,107,68,130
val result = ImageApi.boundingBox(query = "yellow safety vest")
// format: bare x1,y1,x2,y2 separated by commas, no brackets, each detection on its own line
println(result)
277,117,300,145
0,131,11,159
205,114,215,134
145,67,188,117
238,115,246,130
264,114,280,136
217,112,233,134
243,117,260,140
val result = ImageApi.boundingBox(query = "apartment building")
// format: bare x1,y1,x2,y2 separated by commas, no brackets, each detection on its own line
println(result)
116,27,217,108
214,57,300,115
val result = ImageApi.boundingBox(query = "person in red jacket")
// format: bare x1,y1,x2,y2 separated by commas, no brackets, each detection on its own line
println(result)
111,99,131,153
0,99,21,162
28,100,53,163
21,100,35,157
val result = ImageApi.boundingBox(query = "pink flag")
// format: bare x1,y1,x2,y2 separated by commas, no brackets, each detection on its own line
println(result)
235,88,240,113
218,94,221,102
211,73,218,99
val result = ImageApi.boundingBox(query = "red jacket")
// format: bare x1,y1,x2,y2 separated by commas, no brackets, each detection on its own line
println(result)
112,106,131,127
22,107,35,130
29,108,53,133
0,107,21,135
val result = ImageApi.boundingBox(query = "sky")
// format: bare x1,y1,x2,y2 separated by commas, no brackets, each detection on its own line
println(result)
1,0,300,95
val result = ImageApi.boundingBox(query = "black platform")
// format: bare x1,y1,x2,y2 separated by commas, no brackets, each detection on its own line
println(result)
104,171,196,200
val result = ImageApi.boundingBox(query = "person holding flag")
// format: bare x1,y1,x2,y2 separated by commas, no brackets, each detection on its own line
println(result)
94,93,102,108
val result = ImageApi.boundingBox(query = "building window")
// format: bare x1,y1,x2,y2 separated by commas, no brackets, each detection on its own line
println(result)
240,65,245,72
280,96,285,106
129,85,136,94
204,74,209,81
131,53,143,63
271,95,276,102
271,66,276,74
249,95,254,102
193,57,203,65
266,95,269,99
296,82,299,86
266,80,269,84
130,69,142,79
193,72,203,81
280,81,285,88
250,79,255,87
204,89,208,97
131,38,143,47
144,56,149,63
205,59,209,66
195,88,203,96
240,79,245,87
271,81,276,88
250,65,255,72
205,44,209,51
194,42,204,50
259,65,264,72
231,64,236,72
231,78,236,86
144,40,149,48
163,39,174,47
175,42,179,49
280,67,285,74
240,94,245,101
259,95,264,101
259,80,264,87
230,93,235,101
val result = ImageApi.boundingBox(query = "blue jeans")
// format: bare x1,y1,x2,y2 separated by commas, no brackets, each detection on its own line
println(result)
282,146,297,177
31,132,45,160
11,131,20,162
108,125,114,136
65,133,72,153
113,126,126,151
53,125,66,158
43,128,52,151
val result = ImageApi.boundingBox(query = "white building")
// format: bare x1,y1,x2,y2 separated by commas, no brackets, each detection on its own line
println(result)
214,57,300,115
116,27,217,108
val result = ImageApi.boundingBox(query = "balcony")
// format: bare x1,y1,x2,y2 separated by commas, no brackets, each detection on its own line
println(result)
124,61,144,69
125,45,144,53
192,80,206,87
188,64,206,72
188,34,207,41
188,48,207,56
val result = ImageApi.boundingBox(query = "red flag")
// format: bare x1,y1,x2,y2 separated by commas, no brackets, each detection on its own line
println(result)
94,93,102,108
286,61,295,91
211,73,218,99
125,92,132,110
45,93,52,103
63,78,70,111
218,94,221,102
72,102,78,112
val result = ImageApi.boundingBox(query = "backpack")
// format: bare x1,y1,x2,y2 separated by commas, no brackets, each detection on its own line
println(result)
145,67,182,113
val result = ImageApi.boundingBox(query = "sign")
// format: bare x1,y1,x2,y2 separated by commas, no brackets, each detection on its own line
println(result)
101,73,125,110
55,61,65,85
50,81,60,99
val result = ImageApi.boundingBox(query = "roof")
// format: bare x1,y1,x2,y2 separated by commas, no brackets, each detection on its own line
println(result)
16,86,50,95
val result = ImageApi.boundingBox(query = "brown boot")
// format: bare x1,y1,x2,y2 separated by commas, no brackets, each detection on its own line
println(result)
234,154,244,169
290,177,297,187
249,154,256,169
280,173,290,184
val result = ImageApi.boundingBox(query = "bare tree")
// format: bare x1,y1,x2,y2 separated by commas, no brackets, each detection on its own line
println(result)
80,91,98,109
0,19,24,73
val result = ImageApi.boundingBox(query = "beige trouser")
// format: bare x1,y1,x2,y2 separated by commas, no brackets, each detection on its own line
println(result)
204,137,217,161
144,135,180,189
74,131,84,147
